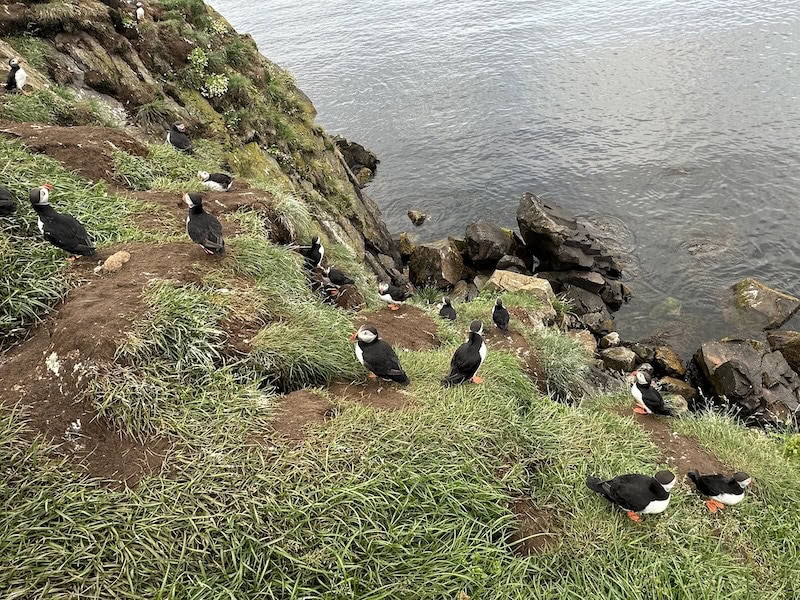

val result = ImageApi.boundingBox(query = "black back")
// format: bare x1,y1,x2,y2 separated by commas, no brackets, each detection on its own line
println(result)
208,173,233,187
359,338,409,385
442,332,483,386
169,126,193,153
304,240,323,268
328,267,354,286
588,474,668,512
687,472,744,498
0,186,16,215
35,205,96,256
6,66,18,91
439,301,456,321
387,284,410,302
187,207,224,255
638,383,671,416
492,303,510,331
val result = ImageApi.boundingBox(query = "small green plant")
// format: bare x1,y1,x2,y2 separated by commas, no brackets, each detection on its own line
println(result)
785,434,800,460
201,73,229,98
188,47,209,71
133,98,172,127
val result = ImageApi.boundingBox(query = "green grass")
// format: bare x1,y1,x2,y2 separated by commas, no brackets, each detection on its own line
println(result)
113,141,224,191
0,87,115,127
525,327,590,401
6,35,50,71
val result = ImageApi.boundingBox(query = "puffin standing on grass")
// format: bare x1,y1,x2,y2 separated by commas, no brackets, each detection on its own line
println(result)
184,193,224,255
492,297,510,332
586,470,676,522
439,297,456,321
0,186,16,216
442,320,487,386
167,123,193,154
197,171,234,192
351,324,409,385
630,368,672,416
688,471,752,513
378,282,410,310
6,58,27,94
302,236,324,269
30,185,95,259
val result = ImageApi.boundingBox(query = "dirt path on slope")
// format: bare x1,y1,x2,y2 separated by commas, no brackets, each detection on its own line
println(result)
0,241,205,486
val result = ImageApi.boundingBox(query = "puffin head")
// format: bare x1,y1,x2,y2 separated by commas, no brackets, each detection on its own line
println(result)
197,171,210,182
30,184,52,206
136,1,143,6
378,282,389,294
351,324,378,344
469,319,484,337
637,362,654,375
496,297,504,308
655,470,676,492
173,122,187,133
311,236,321,246
8,57,19,68
734,472,752,488
443,296,451,306
635,370,652,386
183,192,203,208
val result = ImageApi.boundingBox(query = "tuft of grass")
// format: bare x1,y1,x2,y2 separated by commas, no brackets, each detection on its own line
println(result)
6,36,50,71
524,327,590,400
113,140,224,191
28,1,110,28
133,98,173,128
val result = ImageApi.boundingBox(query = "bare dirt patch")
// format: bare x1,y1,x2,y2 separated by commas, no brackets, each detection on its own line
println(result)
354,305,439,350
270,391,332,442
0,241,204,486
0,121,147,185
329,379,414,411
612,407,728,476
508,498,561,555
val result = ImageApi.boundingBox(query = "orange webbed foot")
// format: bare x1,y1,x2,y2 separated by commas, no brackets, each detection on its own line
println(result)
705,500,724,513
368,373,377,379
633,406,648,415
389,304,400,311
626,511,641,523
471,376,484,384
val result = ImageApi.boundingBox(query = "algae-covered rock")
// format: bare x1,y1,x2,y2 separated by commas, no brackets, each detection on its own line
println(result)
408,239,464,289
728,278,800,330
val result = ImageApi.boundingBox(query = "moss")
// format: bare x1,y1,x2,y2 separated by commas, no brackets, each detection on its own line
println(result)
225,143,269,179
6,36,51,71
177,89,229,141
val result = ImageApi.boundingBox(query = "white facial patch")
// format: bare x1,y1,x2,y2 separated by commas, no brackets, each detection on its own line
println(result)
636,371,649,385
357,329,377,344
661,479,677,492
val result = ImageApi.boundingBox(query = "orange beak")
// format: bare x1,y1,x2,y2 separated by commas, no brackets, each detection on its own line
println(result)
43,183,53,190
349,331,357,342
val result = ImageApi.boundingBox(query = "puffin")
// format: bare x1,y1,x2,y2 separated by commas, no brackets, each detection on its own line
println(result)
378,282,410,311
351,324,409,385
184,192,224,255
586,470,676,522
688,471,752,513
135,2,145,21
6,58,27,93
197,171,234,192
442,319,487,386
30,185,95,258
492,297,510,332
438,296,456,321
631,369,672,416
324,265,354,287
0,186,16,216
167,123,193,154
302,236,324,269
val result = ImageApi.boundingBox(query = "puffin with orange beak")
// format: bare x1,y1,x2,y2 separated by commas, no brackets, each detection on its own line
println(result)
30,184,95,260
350,324,409,385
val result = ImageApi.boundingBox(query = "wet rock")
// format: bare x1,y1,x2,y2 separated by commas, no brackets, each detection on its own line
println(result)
569,330,598,355
464,221,514,264
660,376,698,400
451,279,479,303
650,297,682,319
599,332,620,349
407,210,429,227
728,278,800,330
630,342,656,363
495,255,528,274
561,285,606,316
334,137,379,178
695,339,800,420
483,270,556,304
354,167,373,187
581,310,616,336
767,331,800,372
600,347,637,372
654,346,686,377
408,239,465,289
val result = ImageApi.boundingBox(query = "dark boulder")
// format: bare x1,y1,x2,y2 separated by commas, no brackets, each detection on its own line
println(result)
408,239,465,289
334,137,379,179
407,210,428,227
452,279,479,302
768,331,800,372
727,278,800,330
464,220,514,264
495,254,528,274
654,346,686,377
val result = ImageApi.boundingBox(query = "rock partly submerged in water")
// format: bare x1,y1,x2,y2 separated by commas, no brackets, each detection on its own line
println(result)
407,210,429,227
727,278,800,330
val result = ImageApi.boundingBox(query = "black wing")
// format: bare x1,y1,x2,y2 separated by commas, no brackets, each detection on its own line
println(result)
6,69,16,91
607,474,664,511
0,187,15,215
444,341,482,383
493,307,510,330
329,268,354,286
363,340,408,384
439,305,456,321
170,131,194,153
210,173,233,186
388,284,409,301
42,212,95,255
688,472,731,497
642,387,671,416
188,212,224,254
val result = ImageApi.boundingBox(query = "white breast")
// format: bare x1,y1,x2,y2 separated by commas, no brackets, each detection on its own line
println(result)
136,6,144,19
37,218,45,235
318,245,325,263
354,343,365,366
710,492,744,506
16,69,27,90
478,340,487,366
166,132,172,144
641,496,671,515
202,180,225,192
630,384,649,411
379,293,395,304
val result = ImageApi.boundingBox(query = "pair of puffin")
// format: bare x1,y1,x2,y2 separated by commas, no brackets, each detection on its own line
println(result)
300,236,353,284
587,469,752,521
630,363,672,416
6,58,27,93
378,281,411,310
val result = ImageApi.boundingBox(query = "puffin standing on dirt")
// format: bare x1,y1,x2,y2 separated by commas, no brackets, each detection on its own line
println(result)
302,236,324,269
586,470,677,522
439,297,456,321
197,171,234,192
184,192,224,255
167,123,193,154
378,282,410,311
0,186,16,216
688,471,752,513
442,319,487,386
6,58,27,93
30,185,96,259
351,324,409,385
631,369,672,416
492,297,510,332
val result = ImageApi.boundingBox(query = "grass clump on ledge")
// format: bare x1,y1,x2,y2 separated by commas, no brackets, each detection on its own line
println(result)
112,140,225,192
0,87,116,127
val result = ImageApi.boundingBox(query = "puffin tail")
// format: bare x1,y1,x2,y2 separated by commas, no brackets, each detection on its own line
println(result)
441,373,465,387
586,475,608,497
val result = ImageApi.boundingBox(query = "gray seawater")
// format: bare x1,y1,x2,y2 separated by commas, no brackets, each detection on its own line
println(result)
210,0,800,354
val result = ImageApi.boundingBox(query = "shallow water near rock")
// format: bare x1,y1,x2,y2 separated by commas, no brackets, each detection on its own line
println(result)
210,0,800,354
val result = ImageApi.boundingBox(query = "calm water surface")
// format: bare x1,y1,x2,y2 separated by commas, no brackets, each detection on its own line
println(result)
210,0,800,354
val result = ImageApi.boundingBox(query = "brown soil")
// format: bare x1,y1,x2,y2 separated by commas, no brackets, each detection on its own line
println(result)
354,305,440,350
508,498,561,555
612,407,728,476
0,241,203,486
329,379,414,411
0,121,147,185
270,390,332,442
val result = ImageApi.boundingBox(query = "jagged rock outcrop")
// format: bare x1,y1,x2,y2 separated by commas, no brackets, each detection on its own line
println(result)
727,278,800,330
464,220,514,264
695,339,800,422
334,137,378,186
408,239,465,289
768,331,800,372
